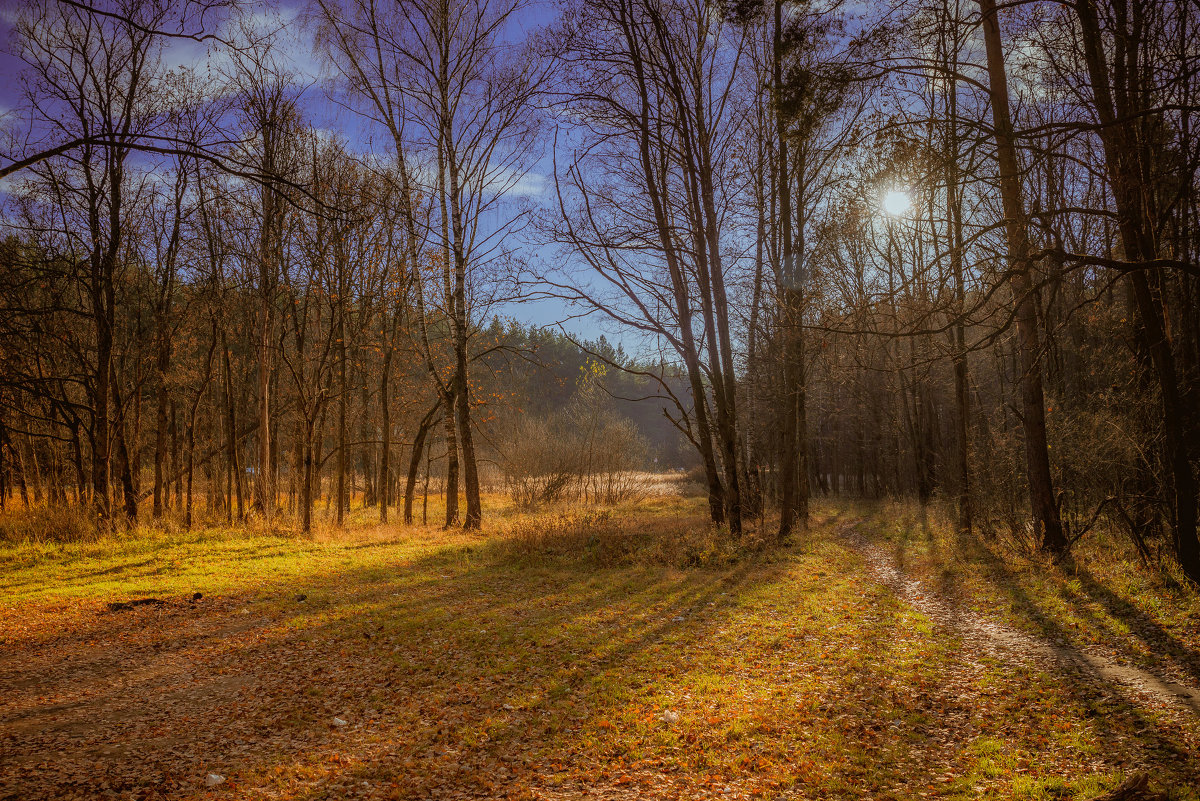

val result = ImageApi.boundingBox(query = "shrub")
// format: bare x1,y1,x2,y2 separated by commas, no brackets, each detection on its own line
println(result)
500,508,743,568
496,408,651,509
0,504,102,544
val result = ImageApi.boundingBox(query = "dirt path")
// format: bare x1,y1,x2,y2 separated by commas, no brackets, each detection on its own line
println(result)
845,522,1200,719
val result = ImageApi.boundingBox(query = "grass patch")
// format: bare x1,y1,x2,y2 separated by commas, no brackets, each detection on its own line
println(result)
859,498,1200,688
0,499,1197,799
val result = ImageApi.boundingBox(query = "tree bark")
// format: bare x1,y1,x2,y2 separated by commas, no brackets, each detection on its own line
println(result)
443,402,460,527
337,310,347,526
978,0,1066,552
619,5,725,523
221,333,244,522
1073,0,1200,582
776,0,808,540
153,332,170,519
940,2,972,532
404,401,440,525
112,381,138,521
442,99,483,530
380,348,393,523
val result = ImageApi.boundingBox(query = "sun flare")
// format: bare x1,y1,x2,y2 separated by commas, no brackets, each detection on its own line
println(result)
882,189,911,216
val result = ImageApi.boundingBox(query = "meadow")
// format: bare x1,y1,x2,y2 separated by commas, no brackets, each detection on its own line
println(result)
2,495,1198,800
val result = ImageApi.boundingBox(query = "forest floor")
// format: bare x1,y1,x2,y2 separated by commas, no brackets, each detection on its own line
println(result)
1,497,1199,801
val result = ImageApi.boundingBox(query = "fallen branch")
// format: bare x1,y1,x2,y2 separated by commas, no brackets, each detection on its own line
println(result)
106,598,165,612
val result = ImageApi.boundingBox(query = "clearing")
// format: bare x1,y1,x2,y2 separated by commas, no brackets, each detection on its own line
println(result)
1,500,1198,800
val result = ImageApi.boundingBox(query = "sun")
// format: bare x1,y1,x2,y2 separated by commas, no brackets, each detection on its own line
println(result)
882,189,911,216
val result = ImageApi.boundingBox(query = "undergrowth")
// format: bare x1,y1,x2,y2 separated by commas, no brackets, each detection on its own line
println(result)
861,497,1200,685
499,507,755,568
2,498,1198,799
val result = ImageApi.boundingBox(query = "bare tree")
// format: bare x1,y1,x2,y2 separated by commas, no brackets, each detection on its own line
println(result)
10,0,173,521
224,22,303,521
977,0,1065,551
312,0,545,529
543,0,746,529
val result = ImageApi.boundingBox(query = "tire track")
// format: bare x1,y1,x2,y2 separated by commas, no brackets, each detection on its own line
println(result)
844,522,1200,719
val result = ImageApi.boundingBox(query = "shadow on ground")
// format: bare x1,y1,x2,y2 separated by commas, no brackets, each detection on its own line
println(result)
3,510,1199,800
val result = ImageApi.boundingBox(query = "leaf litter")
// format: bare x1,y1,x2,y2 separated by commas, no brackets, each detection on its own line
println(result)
0,508,1197,800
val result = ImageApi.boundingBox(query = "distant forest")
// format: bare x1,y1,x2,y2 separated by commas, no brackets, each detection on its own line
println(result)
0,248,692,522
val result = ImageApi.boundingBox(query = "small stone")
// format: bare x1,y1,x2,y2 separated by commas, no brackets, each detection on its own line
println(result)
332,717,348,727
659,710,679,725
205,773,225,787
296,594,307,602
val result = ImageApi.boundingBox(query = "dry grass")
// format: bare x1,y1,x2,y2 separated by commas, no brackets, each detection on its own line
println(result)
1,499,1199,800
859,497,1200,689
0,501,105,544
4,500,1200,800
494,492,784,569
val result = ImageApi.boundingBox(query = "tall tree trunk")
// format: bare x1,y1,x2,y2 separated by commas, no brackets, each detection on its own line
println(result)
360,378,374,508
687,22,743,534
153,333,170,519
620,10,724,523
256,298,273,519
337,313,347,526
442,109,483,530
423,445,431,526
301,423,315,536
776,0,808,539
70,418,85,506
442,402,460,527
454,372,481,528
15,434,29,509
185,414,197,529
91,285,113,521
169,400,179,512
185,332,216,529
112,381,138,522
941,2,972,532
380,348,393,523
1074,0,1200,582
0,412,7,511
657,17,742,533
745,119,768,519
221,334,244,522
978,0,1066,552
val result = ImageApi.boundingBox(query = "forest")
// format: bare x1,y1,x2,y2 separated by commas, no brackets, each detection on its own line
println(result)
1,0,1199,798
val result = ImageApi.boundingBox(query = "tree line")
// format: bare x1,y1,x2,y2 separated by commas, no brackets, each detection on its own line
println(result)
0,0,1197,581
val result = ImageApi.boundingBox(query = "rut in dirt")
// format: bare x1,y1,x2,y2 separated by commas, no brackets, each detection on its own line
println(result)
842,521,1200,719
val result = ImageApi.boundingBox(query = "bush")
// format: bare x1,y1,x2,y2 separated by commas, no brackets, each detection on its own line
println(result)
500,508,743,568
499,416,579,509
496,407,651,509
0,504,102,544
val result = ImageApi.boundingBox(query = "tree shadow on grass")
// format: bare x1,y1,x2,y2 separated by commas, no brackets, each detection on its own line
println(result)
6,519,1200,801
275,538,1040,800
1060,562,1200,686
0,529,792,798
0,527,961,798
869,513,1200,797
933,522,1200,688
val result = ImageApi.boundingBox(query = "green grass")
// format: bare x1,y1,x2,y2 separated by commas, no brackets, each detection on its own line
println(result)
860,499,1200,688
1,500,1197,800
